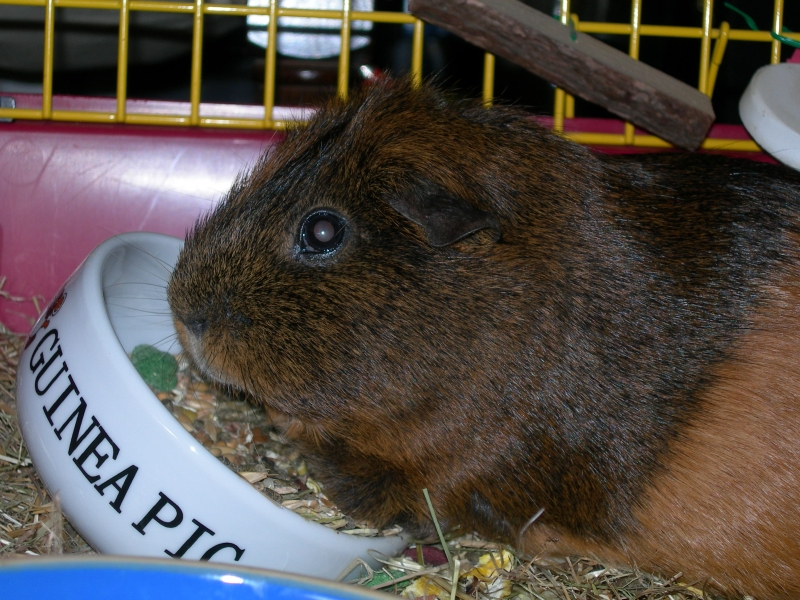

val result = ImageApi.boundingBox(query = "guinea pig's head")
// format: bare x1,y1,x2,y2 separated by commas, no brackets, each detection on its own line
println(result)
167,78,570,435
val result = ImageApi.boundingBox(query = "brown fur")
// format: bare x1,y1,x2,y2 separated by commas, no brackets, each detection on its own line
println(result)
522,266,800,597
629,273,800,597
167,78,800,598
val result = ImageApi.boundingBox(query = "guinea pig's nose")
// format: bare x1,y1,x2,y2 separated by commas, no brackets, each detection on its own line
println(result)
183,315,208,338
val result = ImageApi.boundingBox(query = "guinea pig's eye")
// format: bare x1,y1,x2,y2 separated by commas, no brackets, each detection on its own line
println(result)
299,210,347,254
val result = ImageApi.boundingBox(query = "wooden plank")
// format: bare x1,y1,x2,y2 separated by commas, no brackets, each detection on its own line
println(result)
408,0,715,150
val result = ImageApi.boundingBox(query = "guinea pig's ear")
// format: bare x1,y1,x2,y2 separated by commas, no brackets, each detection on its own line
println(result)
386,182,501,247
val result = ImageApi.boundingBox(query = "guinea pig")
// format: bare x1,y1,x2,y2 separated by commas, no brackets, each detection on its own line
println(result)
167,77,800,598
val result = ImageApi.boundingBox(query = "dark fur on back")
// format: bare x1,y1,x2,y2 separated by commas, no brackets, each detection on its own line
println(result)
168,78,800,594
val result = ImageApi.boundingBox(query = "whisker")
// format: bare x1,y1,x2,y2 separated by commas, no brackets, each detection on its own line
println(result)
115,237,180,279
145,332,182,351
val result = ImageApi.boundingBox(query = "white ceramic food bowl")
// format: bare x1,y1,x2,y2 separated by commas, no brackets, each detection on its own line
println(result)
739,62,800,171
15,232,407,579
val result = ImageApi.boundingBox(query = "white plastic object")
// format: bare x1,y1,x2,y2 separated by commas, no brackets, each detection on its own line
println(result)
246,0,374,59
739,62,800,171
16,232,407,579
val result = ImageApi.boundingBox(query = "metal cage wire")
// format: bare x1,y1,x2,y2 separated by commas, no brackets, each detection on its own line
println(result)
0,0,795,151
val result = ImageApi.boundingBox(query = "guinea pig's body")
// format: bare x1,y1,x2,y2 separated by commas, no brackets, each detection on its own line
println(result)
167,79,800,598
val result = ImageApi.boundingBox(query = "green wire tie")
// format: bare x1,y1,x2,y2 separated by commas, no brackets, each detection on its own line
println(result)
724,2,800,49
551,12,578,42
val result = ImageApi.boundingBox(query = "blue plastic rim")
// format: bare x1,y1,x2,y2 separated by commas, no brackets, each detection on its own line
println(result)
0,556,384,600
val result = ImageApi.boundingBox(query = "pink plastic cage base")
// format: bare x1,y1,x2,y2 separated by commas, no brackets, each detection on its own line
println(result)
0,94,771,334
0,101,281,333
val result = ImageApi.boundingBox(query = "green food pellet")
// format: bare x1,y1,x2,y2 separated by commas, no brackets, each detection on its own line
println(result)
363,569,408,589
131,344,178,392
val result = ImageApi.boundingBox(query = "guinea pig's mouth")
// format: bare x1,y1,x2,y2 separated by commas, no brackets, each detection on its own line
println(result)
173,318,239,388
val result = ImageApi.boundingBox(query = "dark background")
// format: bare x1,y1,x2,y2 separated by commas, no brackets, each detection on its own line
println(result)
0,0,794,125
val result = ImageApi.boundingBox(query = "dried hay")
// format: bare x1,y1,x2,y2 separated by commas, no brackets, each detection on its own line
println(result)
0,322,93,558
0,316,717,599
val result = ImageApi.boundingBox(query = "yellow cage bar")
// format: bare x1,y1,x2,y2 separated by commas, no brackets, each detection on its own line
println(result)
0,0,796,149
